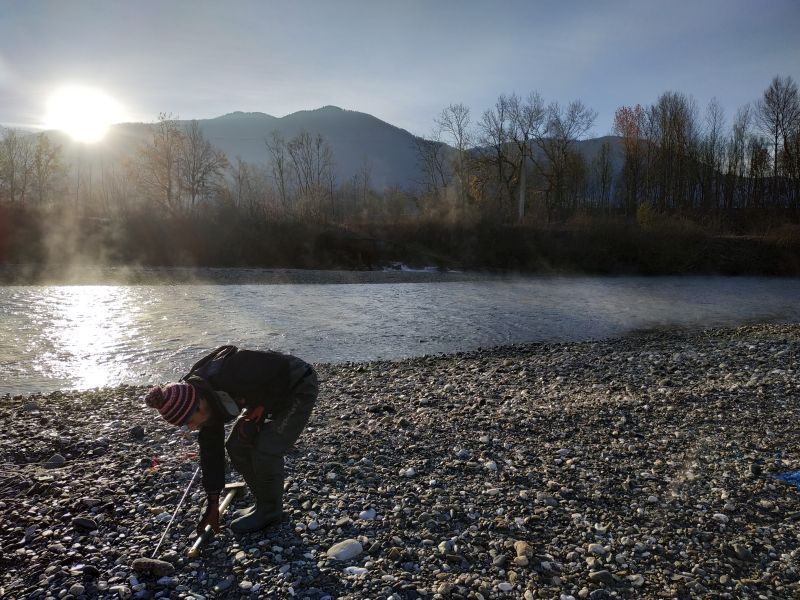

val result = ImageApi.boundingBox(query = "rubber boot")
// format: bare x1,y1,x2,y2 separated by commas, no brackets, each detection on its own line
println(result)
231,468,258,519
230,453,285,533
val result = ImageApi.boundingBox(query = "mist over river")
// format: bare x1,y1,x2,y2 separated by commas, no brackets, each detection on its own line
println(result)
2,274,799,395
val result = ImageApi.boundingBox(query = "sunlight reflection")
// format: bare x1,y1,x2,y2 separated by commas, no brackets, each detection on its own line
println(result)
44,286,137,389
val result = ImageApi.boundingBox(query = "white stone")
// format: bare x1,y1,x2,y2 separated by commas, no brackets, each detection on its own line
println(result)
497,582,513,592
484,460,498,471
326,539,363,561
358,508,377,520
343,566,368,576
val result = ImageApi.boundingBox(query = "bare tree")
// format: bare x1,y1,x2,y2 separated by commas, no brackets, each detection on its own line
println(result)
757,76,800,181
285,131,335,219
265,131,290,213
436,103,472,209
412,131,449,197
31,133,64,205
757,76,800,210
700,98,726,211
137,113,184,215
613,104,646,216
508,92,546,222
0,128,34,203
534,99,597,219
646,92,699,211
723,104,752,210
591,140,613,212
477,94,518,220
178,120,229,213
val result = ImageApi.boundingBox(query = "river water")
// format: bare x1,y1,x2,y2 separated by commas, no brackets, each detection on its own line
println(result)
2,275,799,395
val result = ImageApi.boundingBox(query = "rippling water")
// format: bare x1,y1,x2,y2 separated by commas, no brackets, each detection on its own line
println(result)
2,276,799,395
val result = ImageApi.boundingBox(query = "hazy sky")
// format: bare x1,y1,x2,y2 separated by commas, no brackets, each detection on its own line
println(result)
1,0,798,137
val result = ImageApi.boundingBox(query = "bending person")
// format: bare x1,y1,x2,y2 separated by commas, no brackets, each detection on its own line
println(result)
144,345,318,534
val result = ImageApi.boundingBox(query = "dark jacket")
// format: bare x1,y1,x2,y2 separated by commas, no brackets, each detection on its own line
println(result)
188,349,302,494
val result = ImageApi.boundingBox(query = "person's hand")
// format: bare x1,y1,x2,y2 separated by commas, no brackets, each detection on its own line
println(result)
197,494,220,535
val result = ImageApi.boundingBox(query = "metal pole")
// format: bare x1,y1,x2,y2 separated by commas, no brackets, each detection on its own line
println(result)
152,466,200,559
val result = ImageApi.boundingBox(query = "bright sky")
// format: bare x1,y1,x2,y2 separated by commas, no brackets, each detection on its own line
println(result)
1,0,798,137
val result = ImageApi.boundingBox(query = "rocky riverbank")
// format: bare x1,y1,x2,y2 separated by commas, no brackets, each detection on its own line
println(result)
1,324,799,599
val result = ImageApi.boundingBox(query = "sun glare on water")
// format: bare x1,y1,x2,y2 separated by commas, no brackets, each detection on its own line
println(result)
44,85,126,143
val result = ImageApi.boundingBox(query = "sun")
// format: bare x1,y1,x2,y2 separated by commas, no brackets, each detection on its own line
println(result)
44,85,126,143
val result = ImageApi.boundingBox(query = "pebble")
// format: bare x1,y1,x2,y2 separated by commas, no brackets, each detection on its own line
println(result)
587,543,606,556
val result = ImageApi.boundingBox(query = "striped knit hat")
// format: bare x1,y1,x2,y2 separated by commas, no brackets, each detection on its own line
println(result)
144,383,198,426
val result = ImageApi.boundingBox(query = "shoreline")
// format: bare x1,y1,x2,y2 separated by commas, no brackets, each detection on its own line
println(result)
4,264,800,287
1,324,799,598
0,265,495,286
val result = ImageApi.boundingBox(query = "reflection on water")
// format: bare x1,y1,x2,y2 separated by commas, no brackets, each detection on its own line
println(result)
43,287,137,389
1,275,799,395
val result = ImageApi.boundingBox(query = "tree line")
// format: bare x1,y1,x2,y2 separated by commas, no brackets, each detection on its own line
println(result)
1,75,798,234
418,75,799,227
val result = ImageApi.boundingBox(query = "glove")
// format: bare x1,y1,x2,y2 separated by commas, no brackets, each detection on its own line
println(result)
197,493,220,535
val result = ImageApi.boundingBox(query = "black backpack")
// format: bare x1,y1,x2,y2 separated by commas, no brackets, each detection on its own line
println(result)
181,345,242,419
181,345,238,384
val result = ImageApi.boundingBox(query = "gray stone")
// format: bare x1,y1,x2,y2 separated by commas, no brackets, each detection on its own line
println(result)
588,570,615,585
131,557,175,576
45,453,66,468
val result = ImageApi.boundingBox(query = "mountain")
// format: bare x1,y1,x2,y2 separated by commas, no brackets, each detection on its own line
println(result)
51,106,427,190
43,107,624,191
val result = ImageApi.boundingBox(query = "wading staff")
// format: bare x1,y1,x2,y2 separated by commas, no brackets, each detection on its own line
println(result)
151,466,201,558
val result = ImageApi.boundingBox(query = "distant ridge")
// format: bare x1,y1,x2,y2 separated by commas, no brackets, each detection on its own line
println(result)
36,106,624,190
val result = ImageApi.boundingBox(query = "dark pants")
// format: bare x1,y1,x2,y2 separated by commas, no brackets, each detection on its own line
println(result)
225,361,318,492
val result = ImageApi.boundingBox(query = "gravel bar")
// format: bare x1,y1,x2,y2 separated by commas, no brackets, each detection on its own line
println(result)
1,324,798,599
